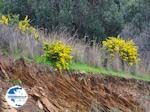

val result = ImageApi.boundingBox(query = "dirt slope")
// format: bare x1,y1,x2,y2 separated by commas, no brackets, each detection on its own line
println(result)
0,56,150,112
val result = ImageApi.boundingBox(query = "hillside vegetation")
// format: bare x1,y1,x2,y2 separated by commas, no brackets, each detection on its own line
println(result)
0,13,149,81
0,0,149,74
0,1,150,112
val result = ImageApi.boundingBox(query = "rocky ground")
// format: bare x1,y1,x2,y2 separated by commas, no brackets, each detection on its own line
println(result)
0,56,150,112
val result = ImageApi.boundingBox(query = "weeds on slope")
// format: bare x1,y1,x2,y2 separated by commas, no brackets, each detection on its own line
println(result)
0,14,149,78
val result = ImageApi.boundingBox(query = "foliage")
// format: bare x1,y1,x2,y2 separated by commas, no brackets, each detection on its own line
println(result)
123,0,150,33
0,15,9,25
0,14,20,26
43,41,73,71
18,16,39,40
102,37,140,65
1,0,125,40
9,14,19,25
1,0,149,40
0,0,3,12
29,26,39,40
0,14,39,40
34,56,150,81
18,16,30,32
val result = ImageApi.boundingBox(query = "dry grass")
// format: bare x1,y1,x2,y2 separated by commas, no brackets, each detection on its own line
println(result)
0,25,150,75
120,25,150,75
0,25,42,58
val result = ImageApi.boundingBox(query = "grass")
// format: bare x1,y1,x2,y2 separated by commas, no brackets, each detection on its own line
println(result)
1,52,150,81
1,25,150,82
70,62,150,81
34,56,150,81
2,52,150,81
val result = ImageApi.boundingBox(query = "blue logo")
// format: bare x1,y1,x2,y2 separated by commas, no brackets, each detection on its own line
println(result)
5,85,28,108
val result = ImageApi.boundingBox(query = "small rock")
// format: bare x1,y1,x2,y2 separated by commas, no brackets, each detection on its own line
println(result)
37,100,43,110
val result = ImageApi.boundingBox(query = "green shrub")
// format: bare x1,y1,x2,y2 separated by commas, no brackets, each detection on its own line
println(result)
0,14,20,26
9,14,19,25
43,41,73,71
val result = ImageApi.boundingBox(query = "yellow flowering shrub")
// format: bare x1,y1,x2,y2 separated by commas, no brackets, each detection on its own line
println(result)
102,36,140,65
18,16,39,40
0,15,39,40
43,41,73,70
0,15,9,25
18,16,30,32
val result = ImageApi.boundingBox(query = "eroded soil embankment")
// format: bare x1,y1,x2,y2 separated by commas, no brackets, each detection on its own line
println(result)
0,56,150,112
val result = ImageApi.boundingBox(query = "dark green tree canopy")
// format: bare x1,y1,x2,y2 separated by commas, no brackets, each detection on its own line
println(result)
0,0,149,41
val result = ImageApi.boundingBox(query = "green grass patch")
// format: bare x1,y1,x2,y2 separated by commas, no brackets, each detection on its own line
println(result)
70,62,150,81
34,56,150,81
34,56,52,65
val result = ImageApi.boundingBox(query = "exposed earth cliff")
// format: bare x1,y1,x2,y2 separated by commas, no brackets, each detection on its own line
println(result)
0,56,150,112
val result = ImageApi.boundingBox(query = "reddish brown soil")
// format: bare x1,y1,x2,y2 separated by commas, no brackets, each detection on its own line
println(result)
0,56,150,112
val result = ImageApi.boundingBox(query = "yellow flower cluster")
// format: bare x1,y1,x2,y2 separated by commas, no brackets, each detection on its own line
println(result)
18,16,30,32
102,37,140,65
0,15,38,40
43,41,73,70
18,16,39,40
0,15,9,25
